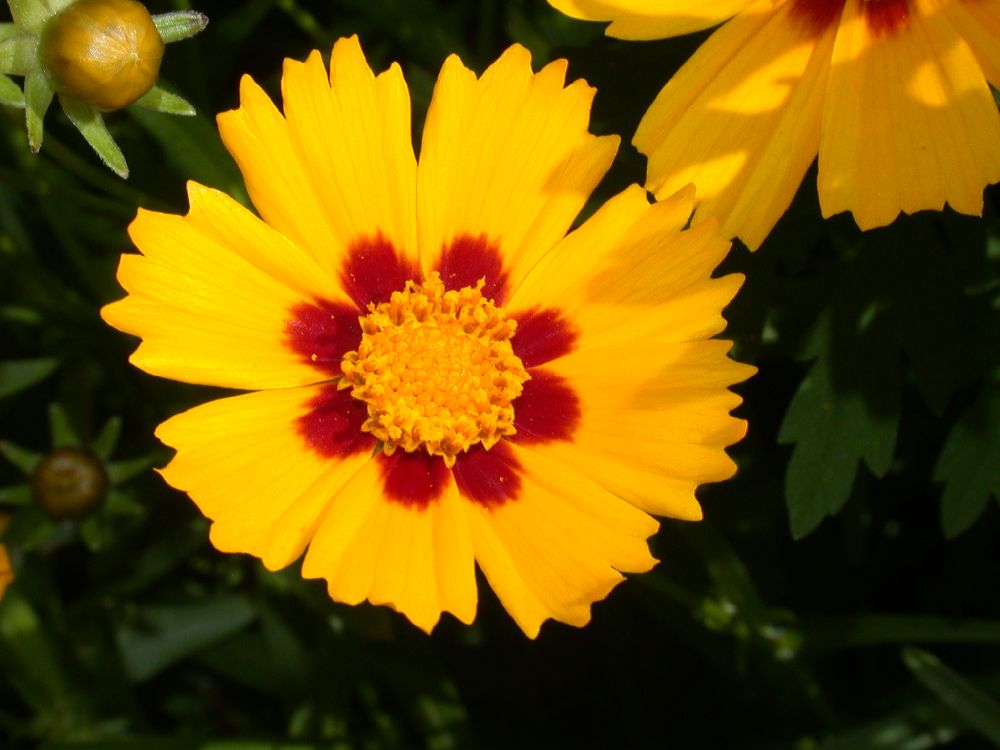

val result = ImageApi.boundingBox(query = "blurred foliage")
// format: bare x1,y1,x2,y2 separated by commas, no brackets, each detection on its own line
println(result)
1,1,999,748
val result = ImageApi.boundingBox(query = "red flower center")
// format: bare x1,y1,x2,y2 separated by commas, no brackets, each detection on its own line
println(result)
285,235,581,510
790,0,910,37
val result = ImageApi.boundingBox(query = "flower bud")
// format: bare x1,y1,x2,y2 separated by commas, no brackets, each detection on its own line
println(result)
39,0,165,111
31,447,109,519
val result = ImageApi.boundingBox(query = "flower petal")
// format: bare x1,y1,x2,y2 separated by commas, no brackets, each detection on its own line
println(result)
943,0,1000,86
467,442,658,637
0,545,12,600
156,386,373,571
510,185,742,350
635,0,836,250
301,461,477,633
818,0,1000,227
102,191,342,389
417,44,618,285
280,38,418,259
533,340,753,518
218,36,417,268
547,0,758,39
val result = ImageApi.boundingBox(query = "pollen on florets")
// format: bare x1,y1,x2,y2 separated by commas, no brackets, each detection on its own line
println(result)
340,273,530,467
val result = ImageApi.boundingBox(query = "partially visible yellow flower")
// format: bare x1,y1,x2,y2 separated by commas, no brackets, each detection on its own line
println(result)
549,0,1000,249
0,513,11,601
0,547,11,600
102,36,753,637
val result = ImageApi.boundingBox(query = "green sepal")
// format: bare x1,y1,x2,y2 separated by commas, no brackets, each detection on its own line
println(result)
58,95,128,178
0,23,23,43
0,74,24,107
152,11,209,44
24,68,52,152
91,416,122,462
132,85,195,116
0,441,42,476
7,0,74,34
47,403,80,447
0,483,32,506
0,35,37,76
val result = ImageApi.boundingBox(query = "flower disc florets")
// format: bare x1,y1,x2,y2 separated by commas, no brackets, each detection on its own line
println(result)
340,273,530,467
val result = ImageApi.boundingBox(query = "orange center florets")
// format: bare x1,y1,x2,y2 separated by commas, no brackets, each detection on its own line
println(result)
340,273,529,467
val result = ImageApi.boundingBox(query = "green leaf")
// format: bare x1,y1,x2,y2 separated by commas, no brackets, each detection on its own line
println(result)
58,96,128,178
200,743,320,750
903,647,1000,746
0,590,71,713
778,320,900,538
807,614,1000,654
817,701,960,750
115,595,257,682
41,742,198,750
934,386,1000,537
0,357,57,398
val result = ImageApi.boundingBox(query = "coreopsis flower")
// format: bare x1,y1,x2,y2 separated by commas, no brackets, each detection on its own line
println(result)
0,516,10,601
0,0,207,177
101,36,753,636
0,546,11,600
548,0,1000,249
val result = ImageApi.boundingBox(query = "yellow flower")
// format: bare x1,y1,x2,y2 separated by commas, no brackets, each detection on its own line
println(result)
101,36,753,636
0,546,11,600
0,512,11,601
548,0,1000,249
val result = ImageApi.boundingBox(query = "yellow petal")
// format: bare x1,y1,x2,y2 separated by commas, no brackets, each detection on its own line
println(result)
279,38,418,259
539,340,753,516
943,0,1000,86
0,545,12,601
547,0,759,39
101,196,335,390
156,386,373,571
417,44,618,284
467,443,658,637
636,0,836,250
301,462,477,632
510,185,742,350
217,74,340,269
819,0,1000,227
